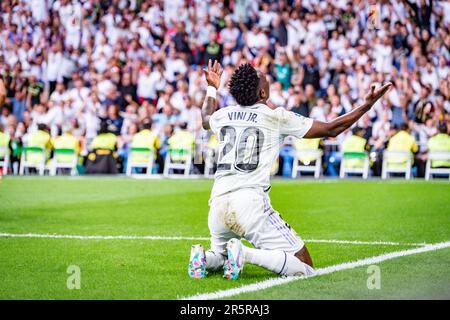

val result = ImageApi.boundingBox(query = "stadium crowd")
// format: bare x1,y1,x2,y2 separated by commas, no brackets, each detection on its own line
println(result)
0,0,449,176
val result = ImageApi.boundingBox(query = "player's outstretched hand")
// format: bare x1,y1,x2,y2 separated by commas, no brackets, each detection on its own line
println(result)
364,82,393,107
204,59,223,90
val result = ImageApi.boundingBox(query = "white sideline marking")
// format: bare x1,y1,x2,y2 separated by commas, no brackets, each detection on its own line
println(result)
183,240,450,300
130,174,211,180
305,239,429,247
0,233,210,241
0,232,429,246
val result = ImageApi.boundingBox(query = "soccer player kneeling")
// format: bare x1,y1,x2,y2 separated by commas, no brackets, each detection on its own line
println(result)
189,60,392,280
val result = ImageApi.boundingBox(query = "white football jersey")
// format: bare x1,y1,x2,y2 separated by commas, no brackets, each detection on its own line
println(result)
209,103,313,200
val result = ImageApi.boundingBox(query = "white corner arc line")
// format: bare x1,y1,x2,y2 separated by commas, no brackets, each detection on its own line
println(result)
0,232,430,246
182,240,450,300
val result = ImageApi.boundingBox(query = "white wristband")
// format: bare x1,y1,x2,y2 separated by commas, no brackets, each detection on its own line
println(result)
206,86,217,99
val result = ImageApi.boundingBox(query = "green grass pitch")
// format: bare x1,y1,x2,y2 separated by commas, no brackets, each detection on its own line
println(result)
0,177,449,299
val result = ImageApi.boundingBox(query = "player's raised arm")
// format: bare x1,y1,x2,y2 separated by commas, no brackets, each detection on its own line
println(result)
304,83,392,139
202,59,223,130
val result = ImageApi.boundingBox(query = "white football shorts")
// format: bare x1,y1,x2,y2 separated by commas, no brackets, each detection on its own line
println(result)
208,187,304,256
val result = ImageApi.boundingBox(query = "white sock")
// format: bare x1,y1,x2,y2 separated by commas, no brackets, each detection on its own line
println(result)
205,250,226,271
242,246,315,276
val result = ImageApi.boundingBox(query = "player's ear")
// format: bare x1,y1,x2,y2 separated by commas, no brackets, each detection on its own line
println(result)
259,88,267,100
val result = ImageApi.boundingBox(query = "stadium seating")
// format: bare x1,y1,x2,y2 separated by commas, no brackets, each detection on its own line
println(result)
50,148,78,176
0,146,10,175
163,148,192,177
425,152,450,180
292,138,322,179
126,147,155,176
381,151,413,180
19,147,47,176
292,150,322,179
339,152,370,179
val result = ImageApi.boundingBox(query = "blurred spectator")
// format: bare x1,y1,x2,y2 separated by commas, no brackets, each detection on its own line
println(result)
204,32,223,65
341,127,370,169
274,51,292,90
167,122,195,162
127,117,162,173
103,104,123,136
220,16,239,51
385,123,423,177
427,124,450,168
85,121,118,174
301,54,320,91
26,123,53,165
52,124,80,166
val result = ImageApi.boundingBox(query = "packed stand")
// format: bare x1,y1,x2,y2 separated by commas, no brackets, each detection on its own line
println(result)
0,0,449,177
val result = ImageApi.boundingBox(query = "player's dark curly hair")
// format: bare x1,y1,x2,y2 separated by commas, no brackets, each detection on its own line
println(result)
228,63,260,106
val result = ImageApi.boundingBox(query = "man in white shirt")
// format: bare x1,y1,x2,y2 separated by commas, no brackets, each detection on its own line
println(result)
219,16,240,50
68,78,90,112
164,50,187,84
49,81,67,104
137,64,165,102
46,44,64,93
258,2,276,28
246,25,269,58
